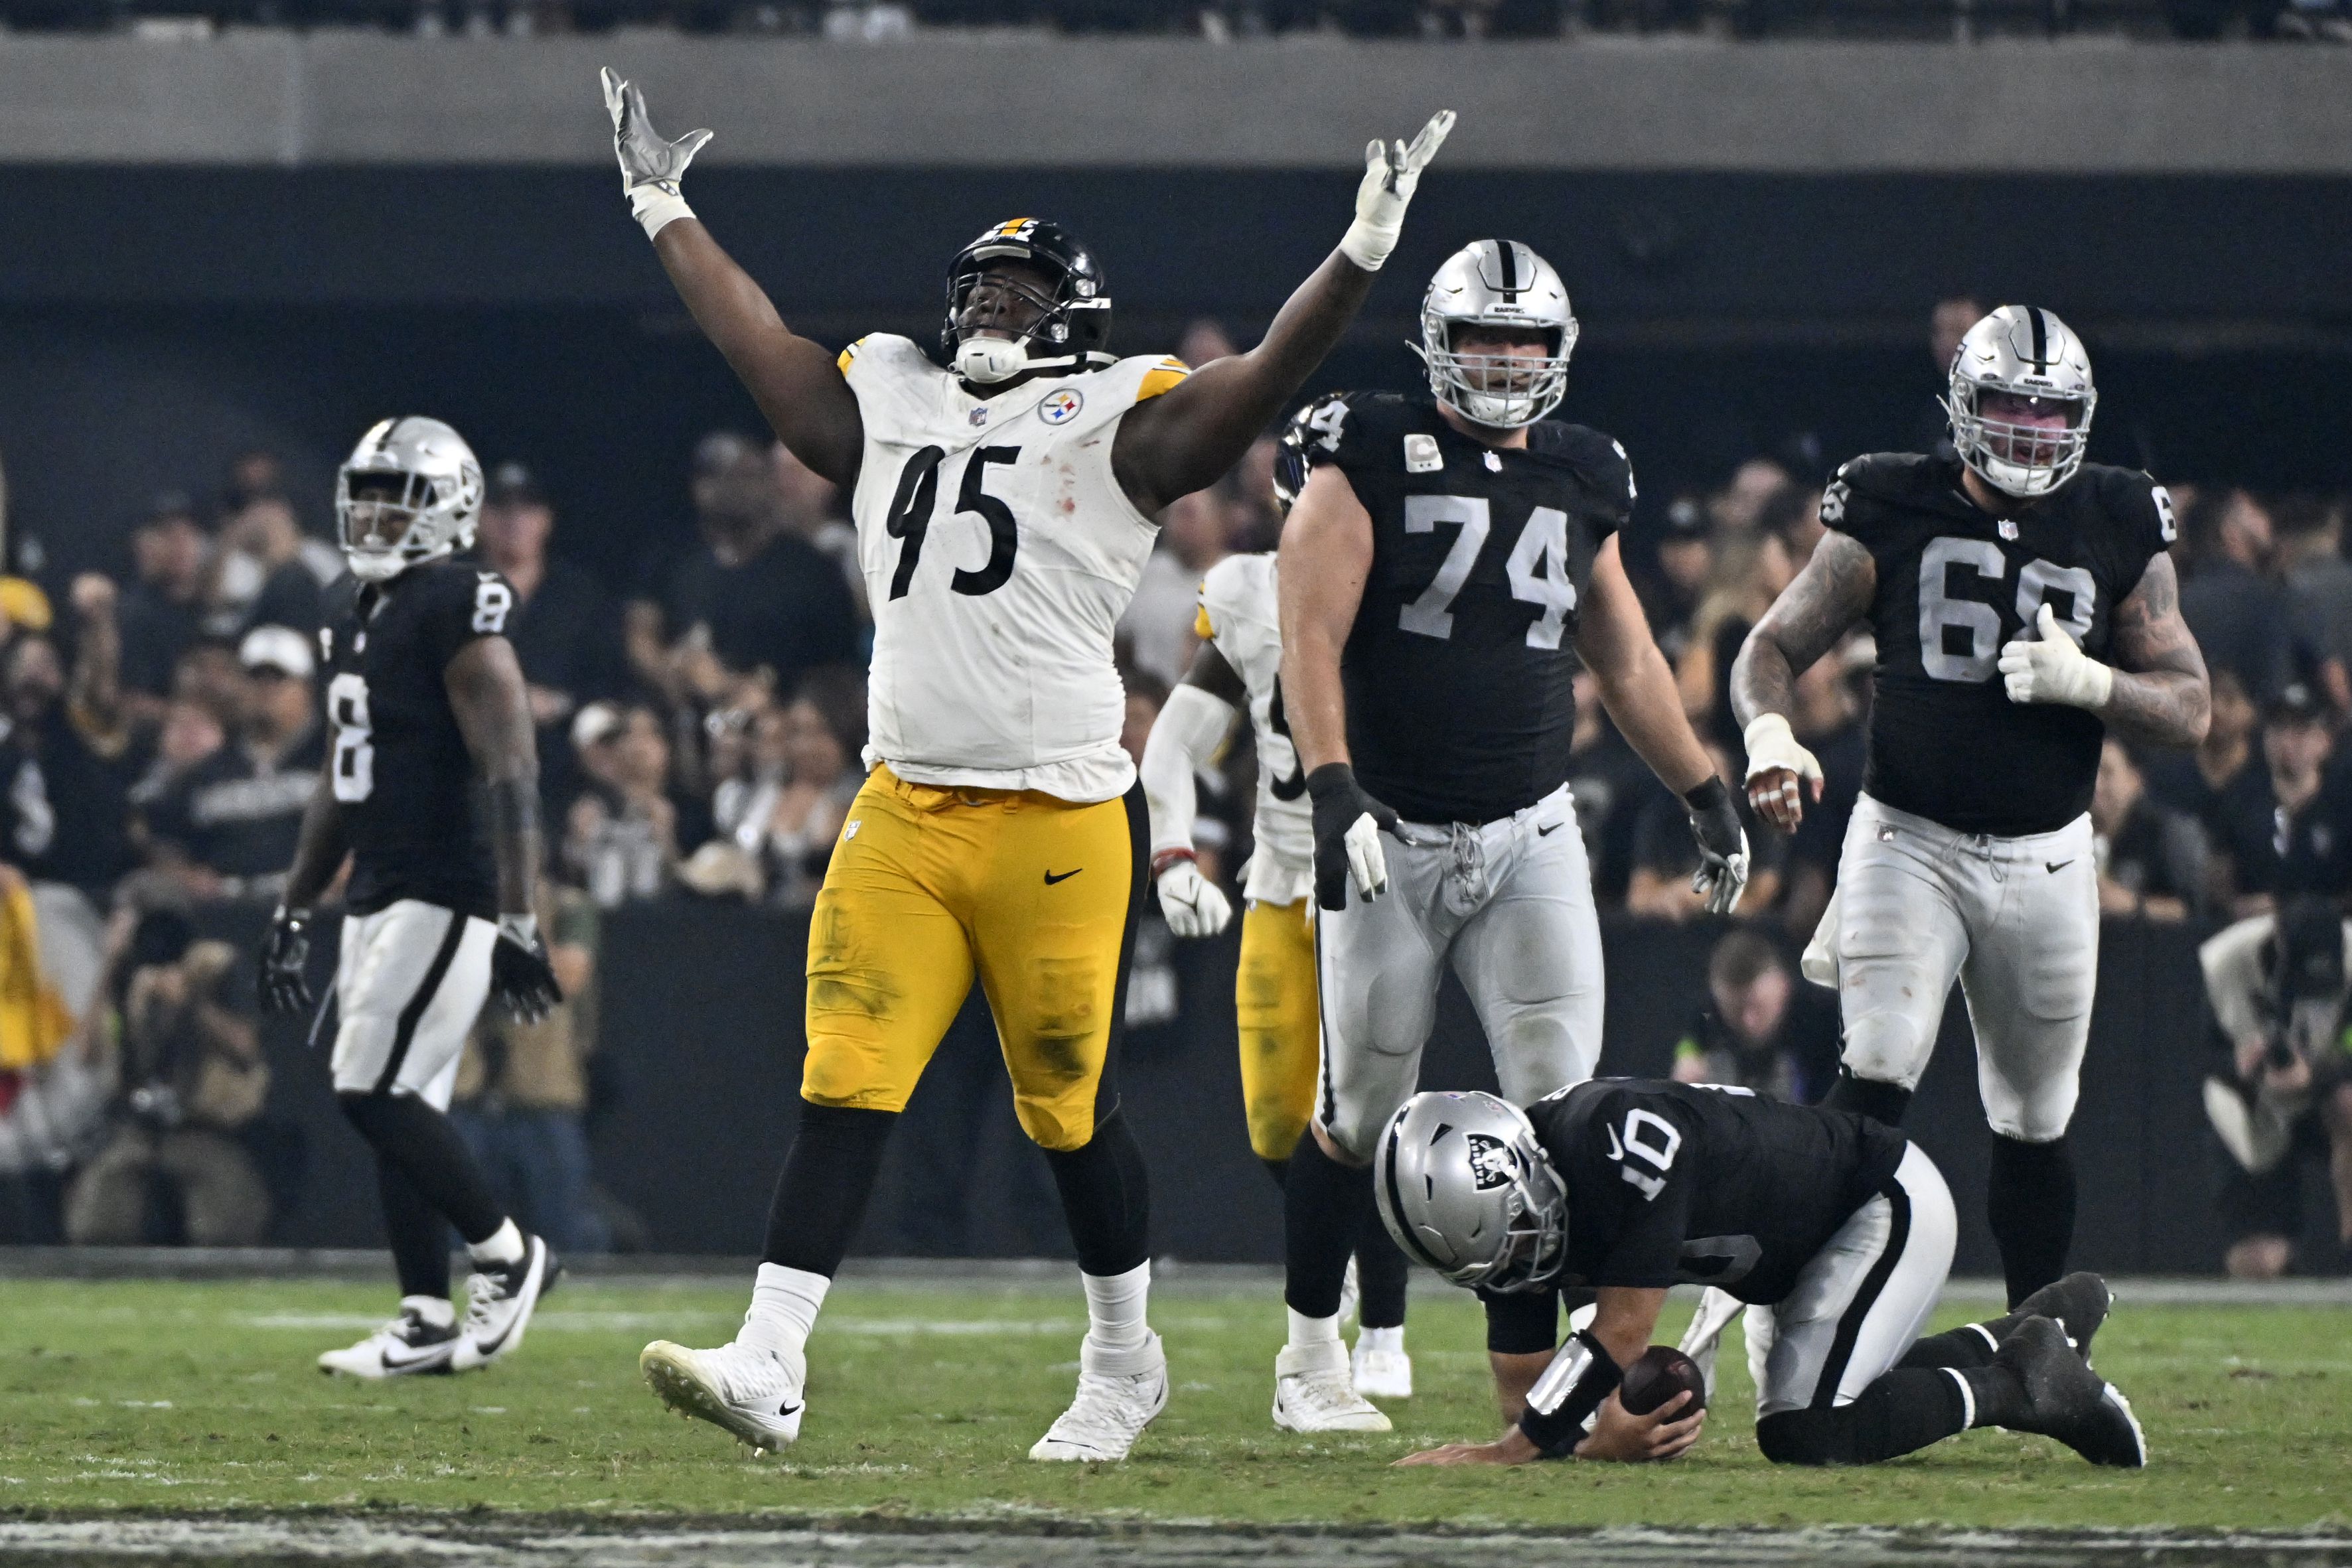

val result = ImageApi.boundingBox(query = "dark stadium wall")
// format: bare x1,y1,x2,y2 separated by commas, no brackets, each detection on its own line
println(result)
2,166,2348,583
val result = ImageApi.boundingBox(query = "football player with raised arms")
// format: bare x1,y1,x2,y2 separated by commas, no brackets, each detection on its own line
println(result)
1733,305,2210,1308
259,417,566,1378
1136,412,1418,1407
1274,239,1749,1434
1375,1085,2146,1469
597,66,1453,1461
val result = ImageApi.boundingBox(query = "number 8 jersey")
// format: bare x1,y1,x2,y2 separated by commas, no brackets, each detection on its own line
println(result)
319,559,514,920
838,334,1189,803
1830,451,2175,837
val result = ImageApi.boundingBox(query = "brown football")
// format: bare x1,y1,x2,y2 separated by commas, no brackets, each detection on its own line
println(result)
1617,1345,1707,1417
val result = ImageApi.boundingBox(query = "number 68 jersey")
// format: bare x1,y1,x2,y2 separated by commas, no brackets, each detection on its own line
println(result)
1831,451,2175,837
838,334,1189,804
319,559,514,920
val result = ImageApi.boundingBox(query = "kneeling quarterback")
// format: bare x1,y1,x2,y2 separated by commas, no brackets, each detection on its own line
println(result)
1380,1084,2148,1470
599,66,1452,1461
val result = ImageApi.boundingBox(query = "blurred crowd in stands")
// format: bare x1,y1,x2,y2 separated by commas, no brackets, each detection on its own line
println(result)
7,0,2348,40
3,297,2351,1263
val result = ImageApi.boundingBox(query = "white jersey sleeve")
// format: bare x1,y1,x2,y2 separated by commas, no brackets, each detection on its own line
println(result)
1197,552,1315,904
841,336,1189,802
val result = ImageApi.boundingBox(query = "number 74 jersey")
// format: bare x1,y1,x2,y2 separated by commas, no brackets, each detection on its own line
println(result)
1830,450,2175,838
839,334,1189,804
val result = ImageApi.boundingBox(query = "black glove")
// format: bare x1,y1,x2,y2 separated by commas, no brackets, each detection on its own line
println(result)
491,914,564,1025
1307,762,1401,912
1683,778,1751,916
257,906,315,1017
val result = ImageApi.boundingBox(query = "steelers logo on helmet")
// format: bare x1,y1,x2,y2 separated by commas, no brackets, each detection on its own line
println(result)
1038,388,1085,426
939,218,1115,386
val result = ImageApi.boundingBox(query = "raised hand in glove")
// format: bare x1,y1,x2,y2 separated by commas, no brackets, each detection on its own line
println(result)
1307,763,1402,912
1337,109,1456,273
257,905,314,1016
1684,778,1751,917
1153,851,1234,939
491,914,564,1025
600,66,713,240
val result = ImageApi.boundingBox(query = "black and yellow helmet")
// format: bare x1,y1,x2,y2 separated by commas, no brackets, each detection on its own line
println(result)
939,218,1114,379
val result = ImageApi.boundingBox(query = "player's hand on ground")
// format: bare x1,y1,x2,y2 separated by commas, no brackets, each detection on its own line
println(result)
1154,857,1233,938
1740,713,1822,832
1998,603,2114,711
1682,778,1751,916
490,914,564,1024
257,906,314,1017
600,67,712,201
1575,1390,1705,1462
1395,1425,1542,1467
1338,109,1457,273
1306,763,1402,910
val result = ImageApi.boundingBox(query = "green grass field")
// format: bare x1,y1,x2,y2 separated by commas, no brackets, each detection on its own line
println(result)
0,1276,2346,1531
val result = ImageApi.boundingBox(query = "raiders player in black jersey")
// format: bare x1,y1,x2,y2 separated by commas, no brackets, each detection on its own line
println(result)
1378,1085,2146,1469
1733,307,2210,1309
1275,240,1749,1434
257,417,565,1379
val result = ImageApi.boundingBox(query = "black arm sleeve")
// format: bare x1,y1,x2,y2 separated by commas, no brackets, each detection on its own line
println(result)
1516,1328,1623,1459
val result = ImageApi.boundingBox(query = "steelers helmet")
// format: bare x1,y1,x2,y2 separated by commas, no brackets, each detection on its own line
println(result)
1944,305,2098,499
336,417,483,583
1374,1090,1569,1293
1414,239,1578,431
939,218,1114,385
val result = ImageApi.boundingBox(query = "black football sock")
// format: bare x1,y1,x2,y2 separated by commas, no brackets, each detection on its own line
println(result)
1824,1068,1915,1127
1284,1132,1370,1320
1480,1285,1561,1355
760,1103,899,1277
1043,1107,1152,1277
1755,1368,1972,1465
338,1091,504,1247
1988,1133,2077,1308
376,1156,451,1303
1897,1319,2008,1371
1260,1157,1289,1192
1354,1196,1409,1331
1958,1361,2032,1429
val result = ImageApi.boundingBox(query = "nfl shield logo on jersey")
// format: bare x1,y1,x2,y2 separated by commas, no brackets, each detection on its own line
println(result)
1039,389,1084,425
1998,518,2020,540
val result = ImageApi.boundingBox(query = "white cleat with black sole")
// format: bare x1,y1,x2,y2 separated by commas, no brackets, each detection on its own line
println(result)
640,1340,806,1452
317,1302,460,1378
1274,1340,1392,1433
450,1233,559,1372
1030,1332,1168,1461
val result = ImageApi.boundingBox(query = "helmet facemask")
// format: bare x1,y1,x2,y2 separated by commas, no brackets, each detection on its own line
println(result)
1418,317,1575,431
1469,1140,1570,1293
1943,305,2098,500
938,221,1114,386
337,437,480,584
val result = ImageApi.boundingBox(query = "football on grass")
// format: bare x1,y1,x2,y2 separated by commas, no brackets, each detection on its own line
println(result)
1617,1346,1707,1417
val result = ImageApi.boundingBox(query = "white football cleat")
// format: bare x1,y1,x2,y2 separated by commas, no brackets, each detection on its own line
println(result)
640,1339,806,1452
1030,1332,1168,1461
1351,1334,1413,1401
317,1302,459,1378
1273,1340,1392,1432
450,1233,558,1372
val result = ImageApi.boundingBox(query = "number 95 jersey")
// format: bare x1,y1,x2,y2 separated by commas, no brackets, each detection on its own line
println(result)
838,334,1189,804
319,559,514,920
1832,451,2175,837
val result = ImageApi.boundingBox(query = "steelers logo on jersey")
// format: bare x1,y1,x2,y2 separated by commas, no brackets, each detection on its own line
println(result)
1039,388,1085,425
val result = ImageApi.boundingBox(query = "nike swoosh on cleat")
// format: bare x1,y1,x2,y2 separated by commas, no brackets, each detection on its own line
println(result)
1044,869,1082,885
2045,860,2074,873
380,1344,449,1370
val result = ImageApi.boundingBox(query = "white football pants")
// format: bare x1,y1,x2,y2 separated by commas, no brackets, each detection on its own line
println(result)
1810,793,2098,1143
1315,784,1605,1161
331,899,497,1107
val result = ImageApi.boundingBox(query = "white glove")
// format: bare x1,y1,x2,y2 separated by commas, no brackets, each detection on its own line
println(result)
1155,859,1233,939
1341,813,1390,901
601,67,713,241
1337,110,1456,273
1999,603,2114,711
1741,712,1823,823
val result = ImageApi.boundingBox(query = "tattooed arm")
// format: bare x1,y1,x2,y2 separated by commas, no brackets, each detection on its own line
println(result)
1729,531,1877,830
2098,553,2211,748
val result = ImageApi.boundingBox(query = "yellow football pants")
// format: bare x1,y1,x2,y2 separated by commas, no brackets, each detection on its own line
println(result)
802,765,1145,1152
1236,896,1321,1163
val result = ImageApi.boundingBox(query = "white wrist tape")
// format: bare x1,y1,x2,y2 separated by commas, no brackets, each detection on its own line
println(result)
628,182,694,241
1339,218,1400,273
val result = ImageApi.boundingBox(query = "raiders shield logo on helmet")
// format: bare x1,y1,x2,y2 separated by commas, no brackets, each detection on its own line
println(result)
1465,1132,1518,1191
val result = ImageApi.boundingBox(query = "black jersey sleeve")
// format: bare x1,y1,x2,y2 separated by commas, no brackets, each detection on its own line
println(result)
417,565,520,674
1559,1085,1700,1289
1817,453,1924,553
1299,389,1416,483
2084,465,2179,588
1528,422,1635,536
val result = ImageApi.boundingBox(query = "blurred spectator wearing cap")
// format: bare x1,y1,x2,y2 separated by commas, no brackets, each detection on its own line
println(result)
1120,489,1235,691
565,702,705,908
476,463,626,805
116,494,212,721
694,671,866,909
1670,930,1839,1103
625,433,860,714
2091,738,2207,924
0,591,135,896
208,494,324,642
132,626,323,904
2181,489,2308,710
1633,494,1712,668
63,904,269,1247
2213,683,2352,916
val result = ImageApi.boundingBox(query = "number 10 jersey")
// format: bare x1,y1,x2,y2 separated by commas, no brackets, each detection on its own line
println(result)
839,334,1188,804
1830,451,2174,837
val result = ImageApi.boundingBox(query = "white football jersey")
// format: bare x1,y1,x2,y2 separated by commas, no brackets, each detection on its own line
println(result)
1197,552,1314,906
839,334,1187,802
